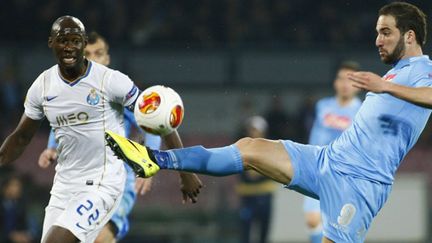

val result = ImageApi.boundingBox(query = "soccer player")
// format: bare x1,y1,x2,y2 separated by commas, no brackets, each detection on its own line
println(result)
303,61,361,243
0,16,202,243
105,2,432,242
37,32,161,242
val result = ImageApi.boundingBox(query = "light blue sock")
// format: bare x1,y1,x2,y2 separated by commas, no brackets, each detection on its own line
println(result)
310,228,323,243
152,145,244,176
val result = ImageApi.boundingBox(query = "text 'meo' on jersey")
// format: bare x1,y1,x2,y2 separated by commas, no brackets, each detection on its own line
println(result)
328,55,432,184
309,97,361,146
24,61,140,189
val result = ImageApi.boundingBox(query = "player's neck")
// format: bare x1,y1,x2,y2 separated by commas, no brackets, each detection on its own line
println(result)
400,45,423,60
337,96,354,107
59,60,88,82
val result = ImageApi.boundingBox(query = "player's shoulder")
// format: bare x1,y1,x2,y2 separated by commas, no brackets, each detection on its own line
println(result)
91,62,131,81
409,56,432,71
29,64,58,88
407,57,432,81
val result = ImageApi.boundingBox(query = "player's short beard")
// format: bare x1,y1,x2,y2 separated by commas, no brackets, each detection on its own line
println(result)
382,35,405,65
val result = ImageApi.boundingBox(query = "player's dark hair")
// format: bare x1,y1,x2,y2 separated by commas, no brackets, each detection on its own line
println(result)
88,31,109,50
379,2,427,46
338,60,360,72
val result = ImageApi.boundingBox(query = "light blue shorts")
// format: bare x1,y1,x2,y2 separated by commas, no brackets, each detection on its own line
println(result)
110,165,137,240
282,140,391,243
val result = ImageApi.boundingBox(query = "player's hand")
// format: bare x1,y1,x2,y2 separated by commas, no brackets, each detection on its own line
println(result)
135,178,152,195
349,71,390,93
179,172,203,204
38,149,57,169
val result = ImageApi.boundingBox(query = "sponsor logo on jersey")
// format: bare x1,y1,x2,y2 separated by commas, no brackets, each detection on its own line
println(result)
56,112,89,126
323,113,351,130
86,88,100,105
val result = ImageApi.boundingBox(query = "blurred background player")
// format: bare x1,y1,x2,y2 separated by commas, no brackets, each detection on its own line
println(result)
236,116,275,243
37,31,162,242
0,175,34,243
303,61,361,243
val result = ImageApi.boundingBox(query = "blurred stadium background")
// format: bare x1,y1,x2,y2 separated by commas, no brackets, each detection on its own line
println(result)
0,0,432,242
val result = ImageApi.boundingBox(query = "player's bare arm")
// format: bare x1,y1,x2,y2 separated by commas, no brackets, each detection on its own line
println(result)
349,71,432,108
0,114,41,166
162,130,203,203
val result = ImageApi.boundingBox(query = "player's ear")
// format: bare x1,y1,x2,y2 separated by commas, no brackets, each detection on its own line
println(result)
405,30,415,45
48,37,53,48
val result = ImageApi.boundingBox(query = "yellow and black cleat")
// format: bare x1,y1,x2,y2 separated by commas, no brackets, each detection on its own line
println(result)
105,130,160,178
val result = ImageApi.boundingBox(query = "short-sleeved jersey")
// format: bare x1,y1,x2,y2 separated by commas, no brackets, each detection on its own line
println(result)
328,55,432,184
309,97,361,146
24,61,139,190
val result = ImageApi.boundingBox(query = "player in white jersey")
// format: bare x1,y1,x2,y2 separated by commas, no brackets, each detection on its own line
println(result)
38,31,158,242
0,16,202,243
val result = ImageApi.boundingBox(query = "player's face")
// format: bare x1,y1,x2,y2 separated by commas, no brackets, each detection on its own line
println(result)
50,33,87,69
84,39,110,66
376,15,405,64
334,68,359,99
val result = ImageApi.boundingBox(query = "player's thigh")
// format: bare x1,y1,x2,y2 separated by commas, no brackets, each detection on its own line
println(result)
235,137,294,184
42,205,67,242
43,225,78,243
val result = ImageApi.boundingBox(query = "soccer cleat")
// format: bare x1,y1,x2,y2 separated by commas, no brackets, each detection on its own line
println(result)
105,130,160,178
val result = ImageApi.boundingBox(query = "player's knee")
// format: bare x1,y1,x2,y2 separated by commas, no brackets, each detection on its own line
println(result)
235,137,267,167
305,215,321,229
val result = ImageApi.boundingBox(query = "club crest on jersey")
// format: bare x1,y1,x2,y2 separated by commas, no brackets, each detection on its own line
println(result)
87,88,100,105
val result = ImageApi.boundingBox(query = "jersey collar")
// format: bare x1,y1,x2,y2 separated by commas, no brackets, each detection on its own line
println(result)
58,61,92,87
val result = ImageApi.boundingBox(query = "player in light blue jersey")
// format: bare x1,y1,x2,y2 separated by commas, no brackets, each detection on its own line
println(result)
104,2,431,242
304,62,361,243
37,32,161,242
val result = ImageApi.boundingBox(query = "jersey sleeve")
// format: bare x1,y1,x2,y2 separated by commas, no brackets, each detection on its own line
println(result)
24,72,45,120
105,70,139,107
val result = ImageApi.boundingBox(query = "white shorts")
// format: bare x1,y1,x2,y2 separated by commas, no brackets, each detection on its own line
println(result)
41,185,123,242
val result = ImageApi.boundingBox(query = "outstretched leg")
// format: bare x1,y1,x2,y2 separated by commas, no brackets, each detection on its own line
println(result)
106,130,294,184
149,137,293,184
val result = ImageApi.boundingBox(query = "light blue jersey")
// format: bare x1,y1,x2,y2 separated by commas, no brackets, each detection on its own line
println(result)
304,97,361,213
328,55,432,184
48,108,161,239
